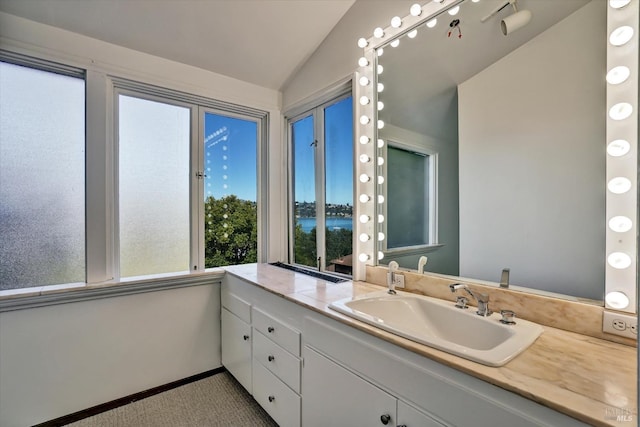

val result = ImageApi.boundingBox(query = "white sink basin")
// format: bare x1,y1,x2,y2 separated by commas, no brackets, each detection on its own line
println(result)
329,290,543,367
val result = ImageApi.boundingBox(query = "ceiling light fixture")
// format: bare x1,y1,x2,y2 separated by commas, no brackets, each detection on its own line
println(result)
481,0,532,35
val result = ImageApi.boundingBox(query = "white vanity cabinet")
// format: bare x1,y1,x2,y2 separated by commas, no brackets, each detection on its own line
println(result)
222,272,587,427
220,291,252,393
303,346,398,427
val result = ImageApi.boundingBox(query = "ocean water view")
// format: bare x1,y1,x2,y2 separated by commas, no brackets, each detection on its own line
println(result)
297,217,353,233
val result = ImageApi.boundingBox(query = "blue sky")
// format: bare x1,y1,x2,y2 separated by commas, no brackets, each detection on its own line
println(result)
294,96,353,205
204,113,257,202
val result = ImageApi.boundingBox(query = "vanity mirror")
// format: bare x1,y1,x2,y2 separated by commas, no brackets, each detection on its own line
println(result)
352,0,638,312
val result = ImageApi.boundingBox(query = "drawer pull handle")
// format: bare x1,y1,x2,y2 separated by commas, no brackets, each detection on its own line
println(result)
243,335,250,341
268,395,275,402
268,355,275,362
267,326,275,333
380,414,391,425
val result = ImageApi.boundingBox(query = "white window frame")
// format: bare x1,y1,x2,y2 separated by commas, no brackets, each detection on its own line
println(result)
382,139,440,257
285,82,353,274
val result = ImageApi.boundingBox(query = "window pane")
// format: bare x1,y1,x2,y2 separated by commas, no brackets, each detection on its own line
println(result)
292,115,317,268
0,62,85,290
324,97,353,275
204,113,258,267
118,95,190,277
387,146,429,248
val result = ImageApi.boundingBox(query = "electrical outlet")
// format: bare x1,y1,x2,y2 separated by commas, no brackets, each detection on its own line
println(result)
394,274,405,288
603,311,638,339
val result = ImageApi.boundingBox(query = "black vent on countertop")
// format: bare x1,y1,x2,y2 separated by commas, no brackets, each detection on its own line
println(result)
268,262,348,283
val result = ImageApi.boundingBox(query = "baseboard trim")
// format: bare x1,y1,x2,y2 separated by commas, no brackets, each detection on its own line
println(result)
32,367,227,427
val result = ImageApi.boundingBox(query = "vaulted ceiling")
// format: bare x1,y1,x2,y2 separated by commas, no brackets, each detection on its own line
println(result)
0,0,356,90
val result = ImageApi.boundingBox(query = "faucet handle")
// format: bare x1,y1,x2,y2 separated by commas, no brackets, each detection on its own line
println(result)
454,295,469,309
500,309,516,325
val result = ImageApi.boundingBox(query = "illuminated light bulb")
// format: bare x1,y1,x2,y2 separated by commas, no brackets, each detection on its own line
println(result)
408,29,418,39
359,96,370,105
390,39,400,48
610,0,631,9
359,135,370,144
359,214,371,223
433,0,444,3
609,216,633,233
377,120,385,129
359,253,370,262
609,26,634,46
359,174,371,183
360,115,370,125
609,102,633,120
606,66,630,85
377,83,385,92
357,37,368,48
377,64,384,74
410,3,422,16
378,175,385,184
359,194,371,203
359,154,371,163
448,6,460,15
358,57,369,67
377,101,384,110
374,27,385,38
378,214,385,223
472,0,480,2
606,291,630,309
378,251,384,260
608,252,632,269
426,18,437,28
391,16,402,28
378,195,385,203
607,139,631,157
359,76,370,86
377,139,385,148
378,232,385,241
608,177,632,194
378,157,384,166
359,233,371,242
377,48,384,57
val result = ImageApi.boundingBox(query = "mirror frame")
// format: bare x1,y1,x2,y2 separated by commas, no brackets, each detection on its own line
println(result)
352,0,638,314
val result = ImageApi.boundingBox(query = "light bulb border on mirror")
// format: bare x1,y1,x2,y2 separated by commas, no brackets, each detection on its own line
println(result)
353,0,638,318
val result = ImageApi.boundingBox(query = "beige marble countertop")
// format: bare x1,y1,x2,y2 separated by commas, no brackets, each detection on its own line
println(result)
225,263,637,427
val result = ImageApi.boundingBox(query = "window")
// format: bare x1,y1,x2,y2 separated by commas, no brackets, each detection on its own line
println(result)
0,52,267,291
384,144,437,251
118,95,191,277
116,88,264,279
0,61,85,290
289,93,353,275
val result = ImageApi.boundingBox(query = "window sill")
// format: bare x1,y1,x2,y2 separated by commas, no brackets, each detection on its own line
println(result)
0,269,226,312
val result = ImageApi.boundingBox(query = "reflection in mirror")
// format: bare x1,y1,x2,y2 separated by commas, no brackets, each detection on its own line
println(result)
376,0,610,301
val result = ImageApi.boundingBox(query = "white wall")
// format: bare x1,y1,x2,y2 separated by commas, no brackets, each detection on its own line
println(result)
0,12,285,426
457,1,605,299
0,284,221,427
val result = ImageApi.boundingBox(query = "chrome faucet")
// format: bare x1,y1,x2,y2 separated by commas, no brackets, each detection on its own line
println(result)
500,268,510,289
387,261,399,294
449,283,492,316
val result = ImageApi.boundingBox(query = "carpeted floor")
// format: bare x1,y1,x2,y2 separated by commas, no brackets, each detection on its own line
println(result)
65,371,278,427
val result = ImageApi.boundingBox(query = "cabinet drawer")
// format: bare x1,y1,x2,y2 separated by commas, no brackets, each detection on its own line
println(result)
252,307,300,356
253,329,301,393
221,290,251,323
253,359,301,427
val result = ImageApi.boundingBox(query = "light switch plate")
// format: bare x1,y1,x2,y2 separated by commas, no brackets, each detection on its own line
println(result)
603,310,638,340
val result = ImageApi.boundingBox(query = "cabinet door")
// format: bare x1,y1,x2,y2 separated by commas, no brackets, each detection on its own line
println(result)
303,346,397,427
397,401,445,427
221,308,252,393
